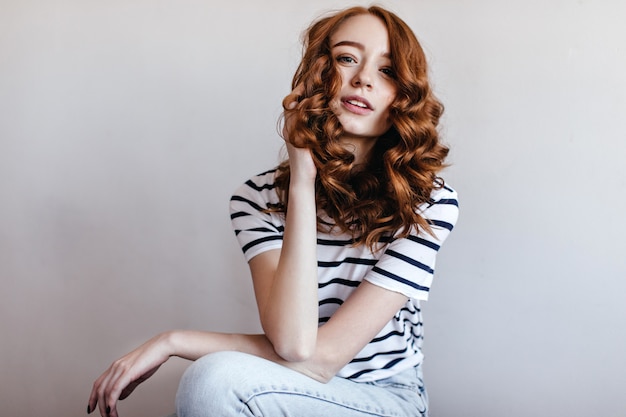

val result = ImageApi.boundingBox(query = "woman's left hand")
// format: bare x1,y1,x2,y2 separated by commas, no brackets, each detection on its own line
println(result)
87,333,172,417
282,84,317,183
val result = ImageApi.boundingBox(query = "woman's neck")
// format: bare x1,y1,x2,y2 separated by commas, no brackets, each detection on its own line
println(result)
338,135,377,166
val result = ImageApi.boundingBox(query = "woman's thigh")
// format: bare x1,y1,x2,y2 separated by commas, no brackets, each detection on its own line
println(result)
175,351,427,417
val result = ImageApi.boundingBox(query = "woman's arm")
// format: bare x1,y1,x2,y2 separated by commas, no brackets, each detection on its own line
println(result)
247,259,410,382
254,143,319,361
176,279,409,383
253,87,320,361
88,284,406,417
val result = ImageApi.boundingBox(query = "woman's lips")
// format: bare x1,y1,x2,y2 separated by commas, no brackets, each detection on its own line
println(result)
342,95,373,115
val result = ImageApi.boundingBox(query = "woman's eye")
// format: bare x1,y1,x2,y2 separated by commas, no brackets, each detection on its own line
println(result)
380,67,395,78
337,56,355,64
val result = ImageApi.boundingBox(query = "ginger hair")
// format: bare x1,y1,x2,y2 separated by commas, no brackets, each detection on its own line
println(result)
275,6,449,249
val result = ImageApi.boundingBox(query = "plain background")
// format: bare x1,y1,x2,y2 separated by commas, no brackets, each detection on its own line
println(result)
1,0,625,416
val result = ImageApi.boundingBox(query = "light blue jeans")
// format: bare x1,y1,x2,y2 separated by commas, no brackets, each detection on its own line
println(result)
173,351,428,417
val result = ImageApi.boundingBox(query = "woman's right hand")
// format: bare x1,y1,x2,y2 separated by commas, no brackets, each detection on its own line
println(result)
282,85,317,183
87,333,172,417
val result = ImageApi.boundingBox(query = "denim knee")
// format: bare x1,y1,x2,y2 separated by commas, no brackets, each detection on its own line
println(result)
176,351,253,417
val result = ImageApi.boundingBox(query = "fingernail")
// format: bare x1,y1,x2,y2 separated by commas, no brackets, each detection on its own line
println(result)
87,405,90,413
106,405,111,416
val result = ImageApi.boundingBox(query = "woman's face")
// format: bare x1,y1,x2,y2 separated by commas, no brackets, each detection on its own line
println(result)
329,14,397,142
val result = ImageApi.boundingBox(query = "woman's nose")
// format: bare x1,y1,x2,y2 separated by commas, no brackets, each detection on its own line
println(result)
351,66,373,88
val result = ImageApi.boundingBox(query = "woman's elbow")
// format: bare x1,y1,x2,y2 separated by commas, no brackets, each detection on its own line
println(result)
274,342,341,383
273,340,316,363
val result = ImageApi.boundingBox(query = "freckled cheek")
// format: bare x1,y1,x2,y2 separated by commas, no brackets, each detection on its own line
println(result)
382,91,397,121
386,88,397,106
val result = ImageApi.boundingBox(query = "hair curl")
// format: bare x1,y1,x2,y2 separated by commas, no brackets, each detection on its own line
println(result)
275,6,449,250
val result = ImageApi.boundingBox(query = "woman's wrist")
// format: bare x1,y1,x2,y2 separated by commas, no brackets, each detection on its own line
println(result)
160,330,228,361
289,161,317,185
157,330,182,358
288,177,316,194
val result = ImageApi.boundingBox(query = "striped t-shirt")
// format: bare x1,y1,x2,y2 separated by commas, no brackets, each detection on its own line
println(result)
229,168,459,382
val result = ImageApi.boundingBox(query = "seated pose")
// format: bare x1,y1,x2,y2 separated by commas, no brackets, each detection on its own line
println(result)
88,5,459,417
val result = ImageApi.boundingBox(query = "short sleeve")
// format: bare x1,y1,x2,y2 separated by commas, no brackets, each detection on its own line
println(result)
229,170,285,261
363,185,459,300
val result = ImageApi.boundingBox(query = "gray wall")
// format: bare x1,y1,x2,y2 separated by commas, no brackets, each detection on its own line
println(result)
1,1,624,416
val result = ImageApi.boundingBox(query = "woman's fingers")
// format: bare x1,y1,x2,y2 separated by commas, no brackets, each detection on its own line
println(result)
88,337,168,416
281,84,317,179
88,359,127,416
282,84,306,143
87,373,103,414
284,83,305,109
119,365,161,400
103,359,134,416
88,365,117,415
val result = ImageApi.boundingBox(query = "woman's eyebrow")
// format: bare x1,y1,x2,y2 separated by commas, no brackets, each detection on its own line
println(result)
332,40,364,50
331,40,390,58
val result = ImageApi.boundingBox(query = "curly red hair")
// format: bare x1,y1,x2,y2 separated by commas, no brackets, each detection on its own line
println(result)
275,6,449,249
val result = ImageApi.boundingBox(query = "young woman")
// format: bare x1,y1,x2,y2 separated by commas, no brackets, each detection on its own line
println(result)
88,6,458,417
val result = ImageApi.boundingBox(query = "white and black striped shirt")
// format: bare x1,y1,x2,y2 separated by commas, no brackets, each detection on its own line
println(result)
230,168,459,382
